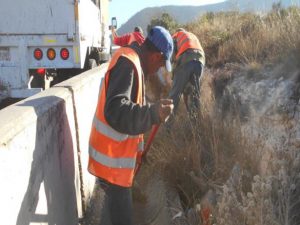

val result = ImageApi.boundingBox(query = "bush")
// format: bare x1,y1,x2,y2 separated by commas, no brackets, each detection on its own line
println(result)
147,13,181,34
184,8,300,68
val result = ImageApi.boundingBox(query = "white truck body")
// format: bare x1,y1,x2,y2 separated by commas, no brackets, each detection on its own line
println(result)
0,0,111,98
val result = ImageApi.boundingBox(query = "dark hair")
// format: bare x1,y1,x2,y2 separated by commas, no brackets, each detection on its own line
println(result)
144,38,160,54
134,26,143,34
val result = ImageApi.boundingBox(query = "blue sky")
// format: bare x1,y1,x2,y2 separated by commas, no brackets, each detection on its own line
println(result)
109,0,226,27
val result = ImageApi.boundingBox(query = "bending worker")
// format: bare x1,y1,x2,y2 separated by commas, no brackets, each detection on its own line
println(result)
88,26,174,225
168,28,205,117
112,26,145,46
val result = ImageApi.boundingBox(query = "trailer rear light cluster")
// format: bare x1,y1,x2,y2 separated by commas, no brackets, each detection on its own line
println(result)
33,48,70,60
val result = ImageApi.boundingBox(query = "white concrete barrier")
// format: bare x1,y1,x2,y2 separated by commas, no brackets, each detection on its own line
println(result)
0,63,107,225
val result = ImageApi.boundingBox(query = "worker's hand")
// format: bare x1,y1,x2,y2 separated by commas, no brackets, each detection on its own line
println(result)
157,99,174,123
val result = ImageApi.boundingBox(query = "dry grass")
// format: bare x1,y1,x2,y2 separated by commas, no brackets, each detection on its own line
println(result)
185,7,300,69
215,144,300,225
140,83,300,224
137,6,300,225
139,98,261,211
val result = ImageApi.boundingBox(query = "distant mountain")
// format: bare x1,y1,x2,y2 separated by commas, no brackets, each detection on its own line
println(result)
117,0,300,35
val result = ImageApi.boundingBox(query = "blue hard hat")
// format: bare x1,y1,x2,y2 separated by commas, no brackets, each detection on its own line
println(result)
147,26,174,72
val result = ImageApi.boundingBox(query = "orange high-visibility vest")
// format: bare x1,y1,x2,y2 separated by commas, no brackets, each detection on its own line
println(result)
173,31,204,60
88,47,144,187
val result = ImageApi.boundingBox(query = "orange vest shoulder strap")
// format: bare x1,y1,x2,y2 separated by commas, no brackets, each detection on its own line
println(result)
105,47,143,104
108,47,141,75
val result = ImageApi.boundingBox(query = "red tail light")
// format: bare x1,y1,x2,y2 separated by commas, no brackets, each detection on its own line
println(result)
60,48,69,60
34,48,43,60
36,68,46,75
47,48,56,60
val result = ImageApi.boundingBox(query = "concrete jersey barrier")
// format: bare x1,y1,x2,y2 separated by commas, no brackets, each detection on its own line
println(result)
0,63,107,225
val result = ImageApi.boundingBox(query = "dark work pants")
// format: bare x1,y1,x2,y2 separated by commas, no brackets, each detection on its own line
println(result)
98,179,133,225
168,60,204,116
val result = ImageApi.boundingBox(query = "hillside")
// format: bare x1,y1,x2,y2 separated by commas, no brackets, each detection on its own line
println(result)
117,0,300,34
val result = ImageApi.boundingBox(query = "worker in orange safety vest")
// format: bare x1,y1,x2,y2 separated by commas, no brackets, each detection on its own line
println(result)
88,26,174,225
168,28,205,121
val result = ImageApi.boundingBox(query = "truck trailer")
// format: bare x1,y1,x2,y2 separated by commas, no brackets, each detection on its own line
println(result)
0,0,111,99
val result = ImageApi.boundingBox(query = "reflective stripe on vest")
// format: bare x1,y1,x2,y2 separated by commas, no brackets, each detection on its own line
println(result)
89,146,136,169
173,31,203,59
93,116,138,142
92,117,145,153
88,47,144,187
